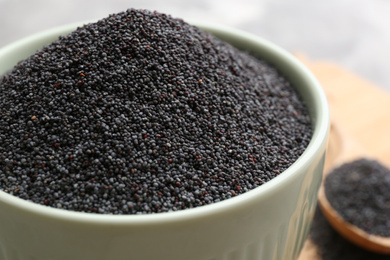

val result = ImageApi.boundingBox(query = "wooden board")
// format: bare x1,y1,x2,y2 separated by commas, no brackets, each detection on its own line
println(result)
297,56,390,260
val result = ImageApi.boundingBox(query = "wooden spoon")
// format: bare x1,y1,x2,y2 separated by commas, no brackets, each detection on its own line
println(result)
317,122,390,254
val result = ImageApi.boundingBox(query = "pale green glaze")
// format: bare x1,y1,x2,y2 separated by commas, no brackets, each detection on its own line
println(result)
0,22,329,260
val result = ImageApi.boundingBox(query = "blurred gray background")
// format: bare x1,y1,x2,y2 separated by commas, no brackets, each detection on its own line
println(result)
1,0,390,92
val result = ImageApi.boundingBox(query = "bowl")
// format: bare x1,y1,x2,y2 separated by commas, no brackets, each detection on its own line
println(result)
0,21,329,260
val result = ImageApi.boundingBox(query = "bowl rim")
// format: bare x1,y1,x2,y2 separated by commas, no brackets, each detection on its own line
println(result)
0,21,330,225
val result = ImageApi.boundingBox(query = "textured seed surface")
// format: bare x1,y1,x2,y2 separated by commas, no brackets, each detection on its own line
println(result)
0,9,311,214
325,158,390,237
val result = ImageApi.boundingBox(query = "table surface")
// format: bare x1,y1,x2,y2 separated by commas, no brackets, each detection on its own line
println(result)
1,0,390,93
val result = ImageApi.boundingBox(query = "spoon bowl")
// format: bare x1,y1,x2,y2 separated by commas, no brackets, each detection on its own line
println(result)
318,122,390,254
318,180,390,254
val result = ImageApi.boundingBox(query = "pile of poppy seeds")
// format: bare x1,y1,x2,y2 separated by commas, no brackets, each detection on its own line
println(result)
324,158,390,237
0,9,312,214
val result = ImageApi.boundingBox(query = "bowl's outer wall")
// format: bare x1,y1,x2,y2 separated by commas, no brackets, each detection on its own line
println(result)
0,22,329,260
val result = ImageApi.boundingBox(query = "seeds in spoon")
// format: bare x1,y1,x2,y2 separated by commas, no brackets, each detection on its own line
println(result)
324,158,390,237
310,206,390,260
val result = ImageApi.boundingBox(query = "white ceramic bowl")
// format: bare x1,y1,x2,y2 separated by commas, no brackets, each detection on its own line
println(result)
0,21,329,260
